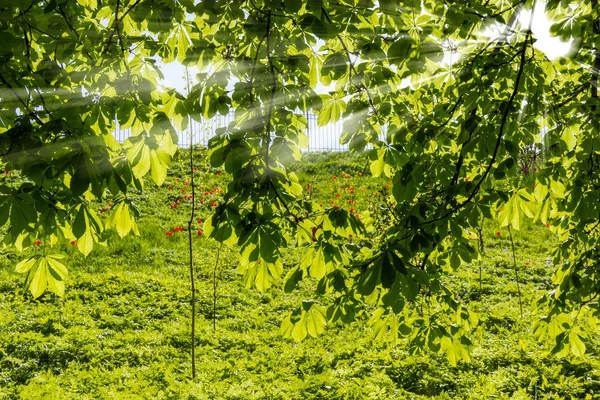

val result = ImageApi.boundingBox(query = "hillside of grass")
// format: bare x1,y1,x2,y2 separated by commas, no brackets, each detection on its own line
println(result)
0,150,598,399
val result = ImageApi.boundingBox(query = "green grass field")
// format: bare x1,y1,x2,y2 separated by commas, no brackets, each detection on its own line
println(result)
1,150,598,399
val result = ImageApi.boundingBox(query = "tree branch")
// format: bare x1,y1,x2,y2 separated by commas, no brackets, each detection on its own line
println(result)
321,7,379,119
0,73,43,125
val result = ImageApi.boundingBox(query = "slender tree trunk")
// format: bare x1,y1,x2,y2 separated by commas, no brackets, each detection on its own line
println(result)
185,67,196,380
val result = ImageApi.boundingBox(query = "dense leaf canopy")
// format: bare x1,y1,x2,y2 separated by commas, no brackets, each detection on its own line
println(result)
0,0,598,362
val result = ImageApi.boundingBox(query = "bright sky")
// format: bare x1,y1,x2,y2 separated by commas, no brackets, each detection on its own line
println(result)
159,2,573,93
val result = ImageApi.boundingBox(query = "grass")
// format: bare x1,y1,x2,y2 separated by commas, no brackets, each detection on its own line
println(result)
0,149,598,399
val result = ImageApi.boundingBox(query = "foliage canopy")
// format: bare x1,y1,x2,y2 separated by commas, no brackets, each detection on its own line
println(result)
0,0,599,362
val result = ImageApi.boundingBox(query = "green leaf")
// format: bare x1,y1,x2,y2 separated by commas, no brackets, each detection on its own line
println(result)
569,331,586,357
15,256,38,273
317,95,345,127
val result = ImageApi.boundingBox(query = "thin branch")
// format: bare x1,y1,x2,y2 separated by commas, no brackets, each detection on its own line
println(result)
56,5,78,39
16,3,34,18
103,0,143,54
507,225,523,318
591,0,599,128
184,67,197,380
0,73,43,125
213,243,223,332
28,24,59,40
321,7,379,119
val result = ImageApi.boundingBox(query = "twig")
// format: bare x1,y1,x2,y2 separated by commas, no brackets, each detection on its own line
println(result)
213,243,223,332
0,73,43,125
321,7,379,119
507,225,523,318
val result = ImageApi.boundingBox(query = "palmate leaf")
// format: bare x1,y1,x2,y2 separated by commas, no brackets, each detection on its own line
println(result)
317,95,346,127
280,300,327,341
16,254,68,298
72,204,103,256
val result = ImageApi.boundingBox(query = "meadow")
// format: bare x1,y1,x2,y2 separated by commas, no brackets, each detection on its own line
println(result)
0,150,598,399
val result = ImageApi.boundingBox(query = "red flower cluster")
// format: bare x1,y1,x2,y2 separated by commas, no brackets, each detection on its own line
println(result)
165,231,173,237
173,227,184,232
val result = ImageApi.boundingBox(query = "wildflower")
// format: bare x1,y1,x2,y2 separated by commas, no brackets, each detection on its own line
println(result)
525,262,530,266
193,167,198,171
217,172,221,176
496,231,501,236
70,241,76,246
197,230,203,236
35,240,42,246
182,189,186,193
3,171,9,175
335,193,341,197
165,231,173,237
168,186,173,190
197,219,202,224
